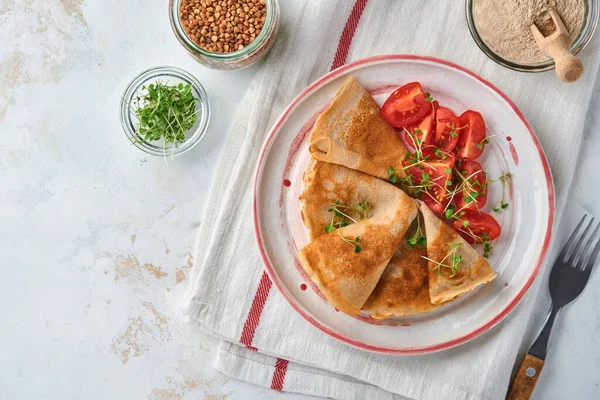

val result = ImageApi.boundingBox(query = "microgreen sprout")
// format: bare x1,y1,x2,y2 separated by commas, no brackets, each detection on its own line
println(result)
399,129,453,203
490,171,512,213
338,230,361,253
481,232,493,258
422,242,464,277
447,123,468,139
407,217,427,248
444,204,466,220
388,166,397,183
324,201,371,233
475,134,501,150
453,225,494,258
441,166,487,216
475,137,490,150
425,92,434,102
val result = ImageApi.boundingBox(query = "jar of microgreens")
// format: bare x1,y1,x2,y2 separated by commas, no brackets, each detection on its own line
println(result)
169,0,280,70
120,66,210,157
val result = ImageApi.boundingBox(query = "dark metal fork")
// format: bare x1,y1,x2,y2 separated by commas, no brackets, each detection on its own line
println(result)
507,215,600,400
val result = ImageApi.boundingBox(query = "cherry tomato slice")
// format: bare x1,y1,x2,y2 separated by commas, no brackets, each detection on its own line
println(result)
405,156,455,215
455,110,486,160
422,195,447,215
382,82,430,128
452,210,501,244
454,160,488,211
403,101,438,149
435,107,460,152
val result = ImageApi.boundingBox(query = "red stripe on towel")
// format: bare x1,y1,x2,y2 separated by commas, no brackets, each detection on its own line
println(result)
241,0,370,390
240,272,272,349
331,0,369,70
270,358,290,391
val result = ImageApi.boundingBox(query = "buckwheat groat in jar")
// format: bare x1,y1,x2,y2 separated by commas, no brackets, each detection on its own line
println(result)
169,0,280,70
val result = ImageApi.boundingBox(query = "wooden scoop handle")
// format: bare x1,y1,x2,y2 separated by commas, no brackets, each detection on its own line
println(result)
547,43,584,83
506,354,545,400
530,9,584,83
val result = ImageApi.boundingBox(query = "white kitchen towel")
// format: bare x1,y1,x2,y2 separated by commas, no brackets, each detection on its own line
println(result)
184,1,600,399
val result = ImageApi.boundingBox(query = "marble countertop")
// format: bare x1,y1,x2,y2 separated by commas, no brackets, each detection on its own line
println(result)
1,1,599,399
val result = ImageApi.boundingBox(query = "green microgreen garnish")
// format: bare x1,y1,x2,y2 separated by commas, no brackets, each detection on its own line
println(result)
481,232,493,258
407,217,427,248
444,204,466,220
490,171,512,213
441,165,488,217
130,81,199,157
425,92,433,102
324,201,371,233
454,225,494,258
422,242,464,278
338,230,361,253
493,202,510,213
449,123,458,138
388,166,397,183
475,135,493,150
399,128,452,202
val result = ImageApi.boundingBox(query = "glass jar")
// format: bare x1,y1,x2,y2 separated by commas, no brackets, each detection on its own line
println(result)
120,66,211,157
466,0,598,72
169,0,280,70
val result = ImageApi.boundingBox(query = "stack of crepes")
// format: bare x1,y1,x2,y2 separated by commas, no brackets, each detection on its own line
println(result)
298,77,497,318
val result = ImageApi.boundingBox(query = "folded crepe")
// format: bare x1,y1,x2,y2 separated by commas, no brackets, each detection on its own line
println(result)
308,76,408,180
300,160,383,241
298,161,417,315
417,201,497,304
362,216,443,319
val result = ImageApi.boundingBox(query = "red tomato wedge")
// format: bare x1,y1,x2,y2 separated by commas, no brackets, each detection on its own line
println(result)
454,160,488,211
452,210,501,244
435,107,460,152
405,155,455,215
404,101,438,149
455,110,486,159
382,82,430,128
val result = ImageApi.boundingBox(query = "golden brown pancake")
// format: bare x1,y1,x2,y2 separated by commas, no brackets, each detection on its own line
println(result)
300,160,409,241
308,76,408,180
298,163,417,315
362,216,443,319
417,200,497,304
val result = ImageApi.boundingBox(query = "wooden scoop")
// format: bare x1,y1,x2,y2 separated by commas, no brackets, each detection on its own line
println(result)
530,9,584,83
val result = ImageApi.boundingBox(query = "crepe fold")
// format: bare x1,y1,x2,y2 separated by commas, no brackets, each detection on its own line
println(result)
417,201,497,304
362,215,442,319
298,161,417,315
308,77,408,180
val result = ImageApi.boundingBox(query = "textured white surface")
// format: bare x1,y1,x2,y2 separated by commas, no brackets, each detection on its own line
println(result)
0,1,598,399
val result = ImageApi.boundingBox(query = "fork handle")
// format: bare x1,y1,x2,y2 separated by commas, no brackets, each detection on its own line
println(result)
506,354,545,400
507,305,560,399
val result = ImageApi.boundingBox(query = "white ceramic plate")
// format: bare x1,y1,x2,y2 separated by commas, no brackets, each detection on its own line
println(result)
253,55,554,354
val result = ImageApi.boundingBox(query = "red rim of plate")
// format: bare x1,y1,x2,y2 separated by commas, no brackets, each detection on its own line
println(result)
252,54,555,355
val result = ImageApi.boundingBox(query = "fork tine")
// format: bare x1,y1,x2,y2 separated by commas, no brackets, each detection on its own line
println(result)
573,221,600,269
582,239,600,279
560,215,588,262
569,217,595,265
